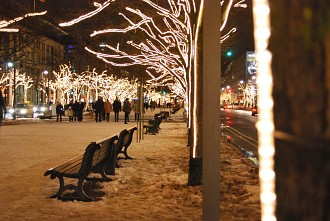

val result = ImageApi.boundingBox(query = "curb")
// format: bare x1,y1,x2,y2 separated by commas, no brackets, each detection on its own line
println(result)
226,134,259,167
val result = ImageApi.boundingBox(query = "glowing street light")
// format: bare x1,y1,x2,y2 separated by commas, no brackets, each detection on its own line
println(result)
43,70,50,103
7,62,13,68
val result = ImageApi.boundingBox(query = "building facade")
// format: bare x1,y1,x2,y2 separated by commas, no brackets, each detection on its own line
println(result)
0,17,68,106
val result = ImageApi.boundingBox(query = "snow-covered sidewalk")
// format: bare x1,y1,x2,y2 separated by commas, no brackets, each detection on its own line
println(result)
0,110,260,220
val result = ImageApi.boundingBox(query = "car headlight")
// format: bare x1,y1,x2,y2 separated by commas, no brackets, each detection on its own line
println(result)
9,108,14,114
20,109,27,114
40,107,46,112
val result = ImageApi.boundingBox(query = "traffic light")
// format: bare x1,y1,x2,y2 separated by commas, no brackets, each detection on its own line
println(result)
226,50,233,57
67,45,75,53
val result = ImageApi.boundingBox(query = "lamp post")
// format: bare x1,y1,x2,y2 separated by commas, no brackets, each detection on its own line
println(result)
43,70,49,103
7,62,16,119
5,62,13,106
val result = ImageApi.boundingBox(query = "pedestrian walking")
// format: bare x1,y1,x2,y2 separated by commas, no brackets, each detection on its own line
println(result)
67,106,74,122
104,99,112,122
150,99,157,111
73,101,78,121
0,91,6,126
113,97,121,122
144,101,149,111
77,101,85,121
56,101,64,122
94,97,104,123
123,98,131,124
132,99,140,121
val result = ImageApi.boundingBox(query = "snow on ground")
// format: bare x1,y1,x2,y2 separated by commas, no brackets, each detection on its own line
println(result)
0,110,260,221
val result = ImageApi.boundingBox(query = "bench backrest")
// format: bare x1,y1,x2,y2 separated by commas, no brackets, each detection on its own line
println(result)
92,135,118,168
123,127,137,148
151,115,162,132
116,129,129,155
78,142,99,177
45,135,119,179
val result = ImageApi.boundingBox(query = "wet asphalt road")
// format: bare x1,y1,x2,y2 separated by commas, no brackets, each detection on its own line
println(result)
220,108,259,164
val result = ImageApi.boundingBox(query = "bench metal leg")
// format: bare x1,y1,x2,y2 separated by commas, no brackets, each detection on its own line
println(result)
77,178,94,202
50,175,65,199
99,168,112,181
123,148,133,159
118,147,133,160
90,164,112,181
50,175,94,202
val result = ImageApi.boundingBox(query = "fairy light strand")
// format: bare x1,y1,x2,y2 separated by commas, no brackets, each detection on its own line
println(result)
0,11,47,32
59,0,114,27
252,0,276,220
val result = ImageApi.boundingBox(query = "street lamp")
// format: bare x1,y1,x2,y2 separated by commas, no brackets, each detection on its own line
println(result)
7,62,13,68
5,62,13,106
7,62,14,106
43,70,49,103
5,61,14,107
6,61,16,119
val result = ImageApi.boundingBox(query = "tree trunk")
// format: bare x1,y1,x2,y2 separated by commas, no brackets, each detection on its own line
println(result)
269,1,330,220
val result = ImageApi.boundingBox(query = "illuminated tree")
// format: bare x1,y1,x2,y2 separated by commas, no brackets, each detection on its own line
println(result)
17,73,33,103
50,64,140,106
0,73,9,94
60,0,202,118
59,0,246,185
238,82,256,107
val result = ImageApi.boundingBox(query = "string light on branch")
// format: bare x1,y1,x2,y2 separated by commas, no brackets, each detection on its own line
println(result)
0,11,47,32
59,0,114,27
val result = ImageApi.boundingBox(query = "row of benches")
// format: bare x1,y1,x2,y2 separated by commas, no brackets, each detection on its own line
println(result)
143,113,164,135
44,126,137,202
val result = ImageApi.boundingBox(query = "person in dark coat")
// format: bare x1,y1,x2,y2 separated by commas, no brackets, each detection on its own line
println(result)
94,97,104,123
56,101,64,122
0,91,6,125
77,101,85,121
112,97,121,122
73,101,79,121
122,98,131,124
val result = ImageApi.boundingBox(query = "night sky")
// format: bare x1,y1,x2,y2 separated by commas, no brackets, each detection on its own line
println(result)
1,0,254,76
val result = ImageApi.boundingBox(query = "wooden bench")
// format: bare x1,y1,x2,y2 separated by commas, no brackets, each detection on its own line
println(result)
118,126,137,159
44,135,118,202
143,114,163,135
114,126,137,169
171,105,180,114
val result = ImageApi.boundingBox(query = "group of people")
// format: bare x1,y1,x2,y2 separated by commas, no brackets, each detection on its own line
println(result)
93,97,132,124
55,100,85,122
148,99,158,111
0,92,159,125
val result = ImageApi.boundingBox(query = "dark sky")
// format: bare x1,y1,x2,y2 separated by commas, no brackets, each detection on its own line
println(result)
1,0,254,76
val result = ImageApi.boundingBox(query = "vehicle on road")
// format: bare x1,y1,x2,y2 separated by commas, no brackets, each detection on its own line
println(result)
34,103,53,119
252,106,258,116
9,103,35,118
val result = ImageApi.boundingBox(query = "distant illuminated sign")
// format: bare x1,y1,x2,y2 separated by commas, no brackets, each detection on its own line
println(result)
246,51,257,76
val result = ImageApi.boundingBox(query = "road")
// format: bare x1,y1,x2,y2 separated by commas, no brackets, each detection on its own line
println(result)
221,108,259,166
